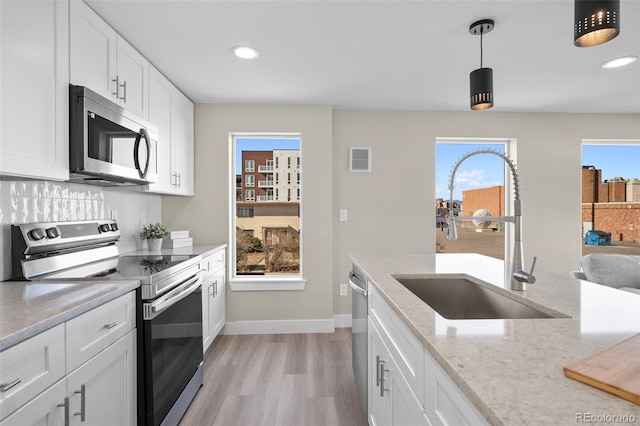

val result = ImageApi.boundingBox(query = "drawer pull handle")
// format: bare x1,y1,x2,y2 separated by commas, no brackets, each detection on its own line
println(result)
0,378,21,392
104,322,117,329
74,384,86,421
375,356,382,387
379,360,390,397
58,396,70,426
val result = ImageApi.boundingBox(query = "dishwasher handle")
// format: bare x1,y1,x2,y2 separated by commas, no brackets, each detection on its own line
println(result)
349,272,367,297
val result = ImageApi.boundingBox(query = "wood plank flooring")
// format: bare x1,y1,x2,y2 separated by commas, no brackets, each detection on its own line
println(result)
179,328,368,426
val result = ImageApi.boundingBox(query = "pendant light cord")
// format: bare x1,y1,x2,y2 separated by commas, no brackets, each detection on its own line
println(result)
480,30,484,68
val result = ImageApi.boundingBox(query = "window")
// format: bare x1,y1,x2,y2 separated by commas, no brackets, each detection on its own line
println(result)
297,157,300,168
435,140,509,260
238,207,254,217
297,173,300,184
232,136,304,290
287,157,291,168
581,141,640,256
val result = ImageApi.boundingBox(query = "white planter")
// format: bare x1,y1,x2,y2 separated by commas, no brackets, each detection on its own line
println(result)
147,238,163,251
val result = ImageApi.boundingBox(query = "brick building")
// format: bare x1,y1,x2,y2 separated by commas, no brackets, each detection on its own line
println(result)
460,186,504,227
581,166,640,243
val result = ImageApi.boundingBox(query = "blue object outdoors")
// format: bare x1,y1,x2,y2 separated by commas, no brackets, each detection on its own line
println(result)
585,230,612,246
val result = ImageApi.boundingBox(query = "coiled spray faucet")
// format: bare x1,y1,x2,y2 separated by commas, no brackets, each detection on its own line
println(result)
447,148,536,291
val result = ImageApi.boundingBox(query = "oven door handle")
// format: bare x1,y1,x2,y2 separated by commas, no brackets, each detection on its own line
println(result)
145,274,202,320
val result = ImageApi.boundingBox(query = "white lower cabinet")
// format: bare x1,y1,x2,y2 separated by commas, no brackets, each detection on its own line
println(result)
368,318,426,426
66,331,136,426
202,248,227,353
0,292,137,426
0,380,66,426
368,287,488,426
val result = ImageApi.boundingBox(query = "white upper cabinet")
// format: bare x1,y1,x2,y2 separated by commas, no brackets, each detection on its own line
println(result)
147,66,174,193
147,65,194,196
170,88,195,196
0,0,69,181
70,0,149,120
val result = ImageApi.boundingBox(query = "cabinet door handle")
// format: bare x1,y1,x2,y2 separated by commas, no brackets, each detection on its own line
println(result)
104,322,117,329
214,280,218,297
375,355,382,387
111,76,119,97
209,284,214,297
74,384,86,421
58,396,70,426
177,172,181,188
379,360,390,397
0,378,21,392
119,80,127,102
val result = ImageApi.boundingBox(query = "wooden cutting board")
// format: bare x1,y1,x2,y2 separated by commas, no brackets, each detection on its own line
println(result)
563,333,640,405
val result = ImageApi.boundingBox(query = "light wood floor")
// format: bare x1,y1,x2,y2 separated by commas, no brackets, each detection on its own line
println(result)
179,328,368,426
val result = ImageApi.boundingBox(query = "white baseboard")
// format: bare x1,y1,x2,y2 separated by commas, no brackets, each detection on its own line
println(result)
222,315,353,335
333,314,352,328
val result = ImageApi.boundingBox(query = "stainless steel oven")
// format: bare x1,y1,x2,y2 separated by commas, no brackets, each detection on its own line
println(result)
349,264,368,414
11,220,204,426
70,85,159,186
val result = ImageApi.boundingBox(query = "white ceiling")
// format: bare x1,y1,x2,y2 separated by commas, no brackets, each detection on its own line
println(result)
85,0,640,114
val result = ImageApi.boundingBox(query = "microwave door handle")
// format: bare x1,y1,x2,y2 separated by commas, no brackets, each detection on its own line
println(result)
133,128,151,179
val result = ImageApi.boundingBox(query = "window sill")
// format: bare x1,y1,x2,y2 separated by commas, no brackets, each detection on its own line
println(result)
229,277,307,291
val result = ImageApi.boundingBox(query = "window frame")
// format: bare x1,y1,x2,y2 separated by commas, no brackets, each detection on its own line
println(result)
230,133,306,291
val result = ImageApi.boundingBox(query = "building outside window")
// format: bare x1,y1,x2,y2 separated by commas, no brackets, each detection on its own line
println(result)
232,136,303,288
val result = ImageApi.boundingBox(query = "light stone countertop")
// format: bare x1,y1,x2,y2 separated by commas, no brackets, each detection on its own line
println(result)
0,280,139,352
351,253,640,426
122,243,226,257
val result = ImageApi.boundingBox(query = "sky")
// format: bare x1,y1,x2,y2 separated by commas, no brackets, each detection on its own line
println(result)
235,138,300,173
436,143,640,200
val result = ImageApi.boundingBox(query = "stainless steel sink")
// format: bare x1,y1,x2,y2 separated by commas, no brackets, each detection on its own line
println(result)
393,276,569,320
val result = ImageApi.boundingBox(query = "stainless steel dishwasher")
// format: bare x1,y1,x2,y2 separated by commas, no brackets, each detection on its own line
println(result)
349,264,368,414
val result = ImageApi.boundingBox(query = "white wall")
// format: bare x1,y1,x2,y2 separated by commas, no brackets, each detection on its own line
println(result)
162,104,334,322
0,180,161,280
333,110,640,315
161,106,639,319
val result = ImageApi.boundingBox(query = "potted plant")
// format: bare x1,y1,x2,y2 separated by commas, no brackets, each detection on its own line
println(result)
139,223,168,251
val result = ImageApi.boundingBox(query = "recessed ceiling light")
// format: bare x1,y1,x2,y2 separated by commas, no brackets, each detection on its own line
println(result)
601,55,637,69
233,46,259,59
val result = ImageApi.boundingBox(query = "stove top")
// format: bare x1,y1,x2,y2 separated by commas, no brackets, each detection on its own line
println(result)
100,254,201,279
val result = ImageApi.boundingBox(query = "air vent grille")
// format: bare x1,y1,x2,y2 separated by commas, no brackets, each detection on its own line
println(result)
349,147,371,172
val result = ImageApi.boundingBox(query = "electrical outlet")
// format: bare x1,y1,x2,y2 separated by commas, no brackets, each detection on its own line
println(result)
339,209,348,221
340,283,348,296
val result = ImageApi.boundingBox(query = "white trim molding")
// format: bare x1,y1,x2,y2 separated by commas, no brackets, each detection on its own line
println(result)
229,277,307,291
333,314,352,328
223,318,335,335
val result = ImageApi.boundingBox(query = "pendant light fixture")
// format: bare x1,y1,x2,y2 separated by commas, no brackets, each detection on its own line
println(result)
469,19,494,111
574,0,620,47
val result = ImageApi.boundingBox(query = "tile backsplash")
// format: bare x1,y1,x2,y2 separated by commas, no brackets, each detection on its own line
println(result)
0,180,161,280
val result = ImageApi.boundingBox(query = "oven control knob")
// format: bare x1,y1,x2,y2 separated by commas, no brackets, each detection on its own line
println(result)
28,228,46,241
110,223,119,231
45,227,60,239
99,224,111,233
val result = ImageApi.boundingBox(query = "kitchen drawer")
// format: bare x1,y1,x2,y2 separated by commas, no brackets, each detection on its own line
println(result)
203,249,225,277
0,324,65,421
369,285,424,404
66,291,136,373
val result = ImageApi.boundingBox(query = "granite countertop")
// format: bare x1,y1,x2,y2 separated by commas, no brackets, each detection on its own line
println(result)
0,280,139,352
122,243,226,257
351,253,640,426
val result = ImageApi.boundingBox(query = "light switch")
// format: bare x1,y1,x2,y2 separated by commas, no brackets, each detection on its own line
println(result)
339,209,348,221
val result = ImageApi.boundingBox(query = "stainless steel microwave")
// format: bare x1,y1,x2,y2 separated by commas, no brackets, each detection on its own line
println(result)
69,85,158,186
